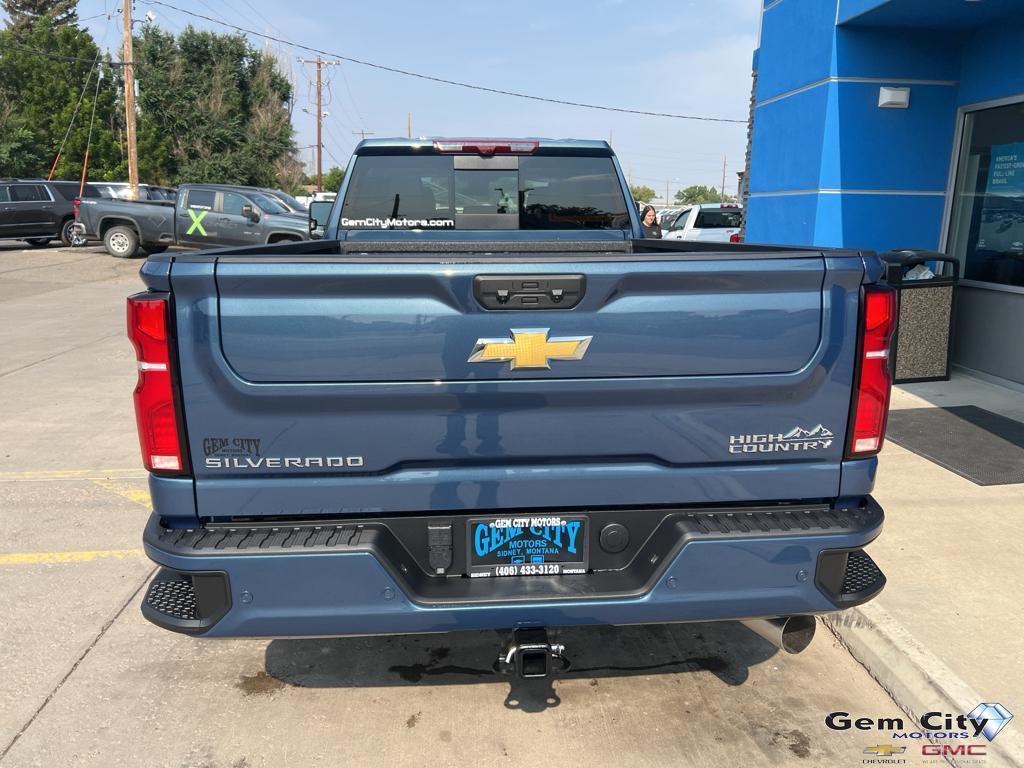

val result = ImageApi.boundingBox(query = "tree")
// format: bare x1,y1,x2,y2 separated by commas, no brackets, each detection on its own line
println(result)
322,165,346,193
2,0,77,38
134,25,297,187
273,153,306,195
629,184,656,204
675,185,723,205
0,94,44,176
0,19,299,187
0,17,125,180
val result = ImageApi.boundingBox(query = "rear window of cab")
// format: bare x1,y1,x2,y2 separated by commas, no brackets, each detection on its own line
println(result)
339,155,631,230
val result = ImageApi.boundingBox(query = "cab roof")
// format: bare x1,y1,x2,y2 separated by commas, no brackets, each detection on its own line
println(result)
353,137,615,156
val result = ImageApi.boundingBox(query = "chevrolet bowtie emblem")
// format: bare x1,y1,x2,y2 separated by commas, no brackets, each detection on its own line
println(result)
863,745,905,756
468,328,593,370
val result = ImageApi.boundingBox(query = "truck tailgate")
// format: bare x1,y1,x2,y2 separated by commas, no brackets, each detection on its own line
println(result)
168,249,865,520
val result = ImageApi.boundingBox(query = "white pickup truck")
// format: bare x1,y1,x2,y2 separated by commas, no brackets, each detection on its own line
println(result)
662,202,743,243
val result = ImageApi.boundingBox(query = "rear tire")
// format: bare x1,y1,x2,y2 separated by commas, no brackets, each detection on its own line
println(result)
104,225,140,258
25,238,52,248
59,218,76,247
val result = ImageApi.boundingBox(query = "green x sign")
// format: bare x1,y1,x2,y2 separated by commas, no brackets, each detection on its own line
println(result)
186,209,209,236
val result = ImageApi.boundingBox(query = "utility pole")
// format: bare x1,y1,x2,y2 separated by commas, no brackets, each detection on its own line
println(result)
665,180,669,207
122,0,139,200
352,129,375,140
627,163,632,188
721,155,727,201
407,112,411,139
298,56,340,191
315,58,322,190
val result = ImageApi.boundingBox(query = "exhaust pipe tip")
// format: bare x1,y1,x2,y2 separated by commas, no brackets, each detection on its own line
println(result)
741,615,816,654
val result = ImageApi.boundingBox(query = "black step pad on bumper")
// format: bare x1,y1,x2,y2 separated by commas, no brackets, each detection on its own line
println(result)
146,578,197,621
142,568,230,634
816,548,886,607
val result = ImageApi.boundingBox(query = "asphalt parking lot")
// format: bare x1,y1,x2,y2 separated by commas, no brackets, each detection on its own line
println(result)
0,243,911,768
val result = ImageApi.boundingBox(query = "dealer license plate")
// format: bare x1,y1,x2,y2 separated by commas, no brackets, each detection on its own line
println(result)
467,515,588,577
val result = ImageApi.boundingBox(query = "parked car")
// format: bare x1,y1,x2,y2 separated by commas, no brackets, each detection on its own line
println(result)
658,207,680,226
133,138,892,677
295,191,337,208
90,182,177,202
0,178,103,247
259,188,308,213
662,202,743,243
74,183,310,257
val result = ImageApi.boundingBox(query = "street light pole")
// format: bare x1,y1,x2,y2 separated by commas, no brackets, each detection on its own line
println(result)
122,0,139,200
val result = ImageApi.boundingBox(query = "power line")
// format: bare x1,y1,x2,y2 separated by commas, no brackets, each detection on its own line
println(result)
46,50,103,179
335,61,365,131
139,0,746,124
615,144,744,162
323,84,360,133
0,41,133,66
323,121,352,153
323,145,346,168
78,57,105,194
238,0,276,31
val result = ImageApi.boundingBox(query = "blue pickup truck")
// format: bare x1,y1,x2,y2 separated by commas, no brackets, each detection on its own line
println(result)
130,138,894,676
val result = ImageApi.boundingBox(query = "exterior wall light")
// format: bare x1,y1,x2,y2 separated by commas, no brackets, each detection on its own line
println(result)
878,86,911,109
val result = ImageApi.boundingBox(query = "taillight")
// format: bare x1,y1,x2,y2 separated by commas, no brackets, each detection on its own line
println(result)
73,197,80,218
433,139,539,155
127,294,188,474
729,232,742,243
846,284,897,457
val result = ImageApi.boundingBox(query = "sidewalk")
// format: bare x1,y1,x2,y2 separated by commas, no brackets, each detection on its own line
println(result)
825,372,1024,764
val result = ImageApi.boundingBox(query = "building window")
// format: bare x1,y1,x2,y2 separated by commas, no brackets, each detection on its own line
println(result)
948,101,1024,288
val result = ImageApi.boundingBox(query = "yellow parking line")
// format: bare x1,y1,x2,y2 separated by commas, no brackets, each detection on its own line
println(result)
0,549,145,565
90,477,153,510
0,468,145,482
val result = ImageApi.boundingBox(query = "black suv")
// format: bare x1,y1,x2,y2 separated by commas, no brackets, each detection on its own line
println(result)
0,179,102,247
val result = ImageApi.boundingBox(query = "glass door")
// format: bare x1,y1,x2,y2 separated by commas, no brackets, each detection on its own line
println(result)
947,100,1024,288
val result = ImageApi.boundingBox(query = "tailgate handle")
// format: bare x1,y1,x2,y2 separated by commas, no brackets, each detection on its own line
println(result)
474,274,585,310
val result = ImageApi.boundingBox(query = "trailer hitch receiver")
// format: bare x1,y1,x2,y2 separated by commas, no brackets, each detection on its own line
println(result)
498,628,570,679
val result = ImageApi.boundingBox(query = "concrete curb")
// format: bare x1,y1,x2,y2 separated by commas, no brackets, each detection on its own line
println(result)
823,603,1024,767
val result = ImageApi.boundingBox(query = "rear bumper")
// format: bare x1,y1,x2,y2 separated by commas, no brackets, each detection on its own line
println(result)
141,499,886,638
70,222,92,245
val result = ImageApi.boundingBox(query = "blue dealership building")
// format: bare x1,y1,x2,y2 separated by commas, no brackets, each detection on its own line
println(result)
745,0,1024,386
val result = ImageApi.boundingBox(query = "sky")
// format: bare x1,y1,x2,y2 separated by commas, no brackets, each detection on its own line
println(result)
63,0,758,202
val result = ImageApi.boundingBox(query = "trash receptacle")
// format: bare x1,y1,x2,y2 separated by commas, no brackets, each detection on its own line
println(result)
880,249,959,384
